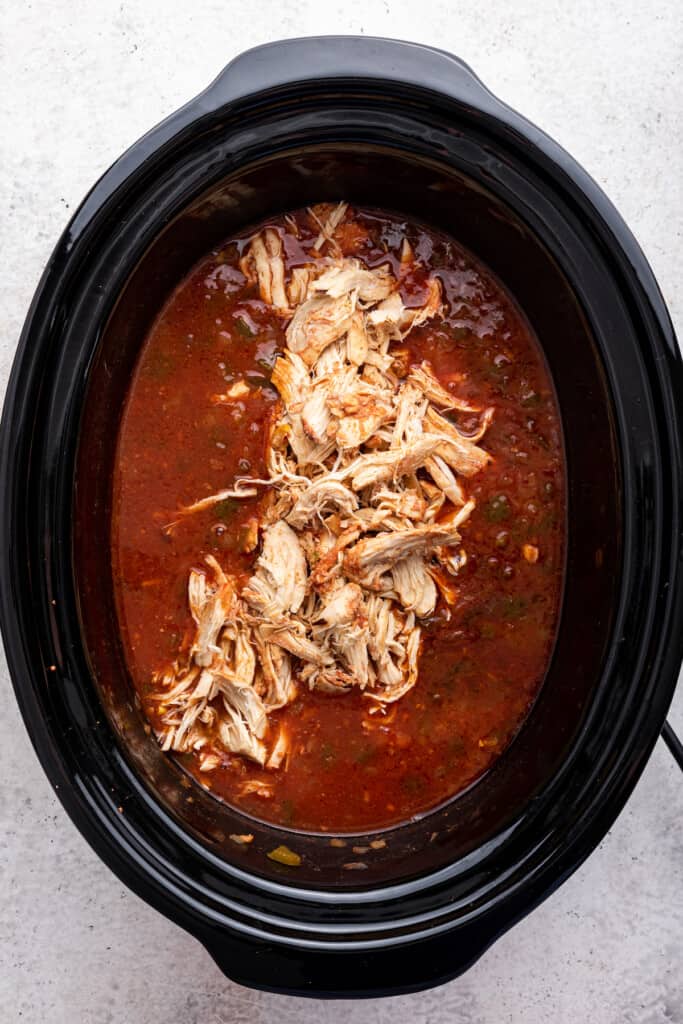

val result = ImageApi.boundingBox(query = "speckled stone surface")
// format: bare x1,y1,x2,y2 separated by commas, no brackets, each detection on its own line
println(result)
1,3,682,1021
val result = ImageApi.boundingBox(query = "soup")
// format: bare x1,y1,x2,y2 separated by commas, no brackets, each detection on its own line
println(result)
111,204,565,833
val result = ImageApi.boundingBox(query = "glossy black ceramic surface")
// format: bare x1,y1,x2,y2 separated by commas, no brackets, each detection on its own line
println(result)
1,37,682,997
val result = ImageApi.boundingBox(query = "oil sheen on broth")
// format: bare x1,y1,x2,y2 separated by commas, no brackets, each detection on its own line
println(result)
111,204,565,833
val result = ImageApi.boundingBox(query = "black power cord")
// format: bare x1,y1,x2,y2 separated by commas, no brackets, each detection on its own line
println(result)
662,720,683,771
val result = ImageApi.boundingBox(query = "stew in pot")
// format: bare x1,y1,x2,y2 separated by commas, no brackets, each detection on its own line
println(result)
111,203,565,833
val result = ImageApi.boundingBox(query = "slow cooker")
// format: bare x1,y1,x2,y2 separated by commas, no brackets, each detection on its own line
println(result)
1,36,681,996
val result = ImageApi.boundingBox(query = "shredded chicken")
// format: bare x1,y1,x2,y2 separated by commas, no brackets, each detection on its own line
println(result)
286,292,356,366
240,228,289,312
242,521,307,616
152,203,494,769
310,201,348,253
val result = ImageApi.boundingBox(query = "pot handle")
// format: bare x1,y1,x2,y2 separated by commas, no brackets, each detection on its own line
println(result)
200,35,498,112
200,923,498,997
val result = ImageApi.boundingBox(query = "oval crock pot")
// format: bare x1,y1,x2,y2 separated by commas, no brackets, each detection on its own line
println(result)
1,36,682,998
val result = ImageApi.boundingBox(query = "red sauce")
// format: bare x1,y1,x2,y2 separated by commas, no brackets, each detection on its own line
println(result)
112,206,565,833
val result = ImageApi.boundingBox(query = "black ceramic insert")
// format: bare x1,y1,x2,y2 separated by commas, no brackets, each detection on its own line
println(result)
1,37,682,997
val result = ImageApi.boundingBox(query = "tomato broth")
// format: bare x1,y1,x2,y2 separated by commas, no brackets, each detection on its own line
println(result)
112,206,565,833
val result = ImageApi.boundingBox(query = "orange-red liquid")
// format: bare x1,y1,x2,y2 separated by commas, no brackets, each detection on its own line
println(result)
112,207,565,832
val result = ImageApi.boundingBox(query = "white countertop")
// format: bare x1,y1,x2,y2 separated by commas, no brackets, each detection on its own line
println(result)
2,2,682,1021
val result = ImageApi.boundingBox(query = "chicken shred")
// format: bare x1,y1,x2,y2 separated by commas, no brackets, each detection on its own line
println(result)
240,228,290,312
152,204,494,768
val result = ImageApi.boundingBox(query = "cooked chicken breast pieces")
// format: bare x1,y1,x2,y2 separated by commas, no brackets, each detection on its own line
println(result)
153,204,494,767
